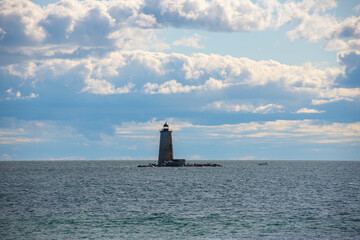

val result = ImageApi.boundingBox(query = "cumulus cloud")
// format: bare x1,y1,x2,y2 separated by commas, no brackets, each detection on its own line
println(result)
0,0,358,87
0,0,349,53
335,50,360,89
143,77,229,94
144,79,199,94
287,14,337,43
1,0,356,84
147,0,338,31
179,53,340,89
81,79,135,95
3,50,354,108
337,51,360,74
0,0,46,46
287,12,360,52
0,0,166,54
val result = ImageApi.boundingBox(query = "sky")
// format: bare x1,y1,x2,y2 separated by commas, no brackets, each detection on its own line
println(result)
0,0,359,161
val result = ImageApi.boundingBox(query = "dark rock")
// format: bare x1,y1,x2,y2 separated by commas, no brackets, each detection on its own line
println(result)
137,162,222,167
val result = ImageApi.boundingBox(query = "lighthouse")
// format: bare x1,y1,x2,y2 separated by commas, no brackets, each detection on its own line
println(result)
158,122,173,165
158,123,185,166
137,122,221,167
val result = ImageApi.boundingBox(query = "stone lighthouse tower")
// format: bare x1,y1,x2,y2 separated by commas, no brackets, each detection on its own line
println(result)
158,122,174,165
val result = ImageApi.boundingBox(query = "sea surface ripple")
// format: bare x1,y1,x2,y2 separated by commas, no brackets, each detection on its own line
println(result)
0,160,359,239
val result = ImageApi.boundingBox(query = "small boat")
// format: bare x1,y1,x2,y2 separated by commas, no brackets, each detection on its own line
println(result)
258,162,268,165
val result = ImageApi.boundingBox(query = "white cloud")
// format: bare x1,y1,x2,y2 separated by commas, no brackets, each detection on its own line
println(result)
334,16,360,39
311,87,360,105
0,119,87,145
323,39,348,51
0,0,346,52
6,62,37,79
287,14,337,43
179,53,340,89
0,137,43,144
203,77,230,90
143,77,229,94
253,104,284,114
0,0,357,87
236,155,256,160
296,108,325,114
287,12,360,52
4,88,39,101
81,79,135,95
0,0,46,45
206,101,254,112
152,0,337,32
114,118,193,136
173,33,204,48
144,79,199,94
114,119,360,145
347,39,360,52
0,28,6,40
49,156,87,161
204,101,283,114
0,125,43,144
311,97,350,105
3,50,352,105
108,27,170,51
188,154,204,160
0,0,166,54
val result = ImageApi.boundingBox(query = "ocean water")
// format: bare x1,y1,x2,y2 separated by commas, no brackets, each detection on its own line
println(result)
0,160,359,239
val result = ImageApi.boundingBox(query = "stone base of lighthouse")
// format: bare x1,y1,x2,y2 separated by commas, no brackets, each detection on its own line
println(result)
160,158,186,167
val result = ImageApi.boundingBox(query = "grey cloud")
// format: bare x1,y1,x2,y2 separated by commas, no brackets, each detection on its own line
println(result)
336,51,360,87
338,51,360,71
143,0,272,31
334,16,360,39
0,0,342,51
0,0,45,46
40,12,73,44
68,8,115,46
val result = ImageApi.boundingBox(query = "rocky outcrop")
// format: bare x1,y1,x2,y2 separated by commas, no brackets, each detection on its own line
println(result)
137,162,222,167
